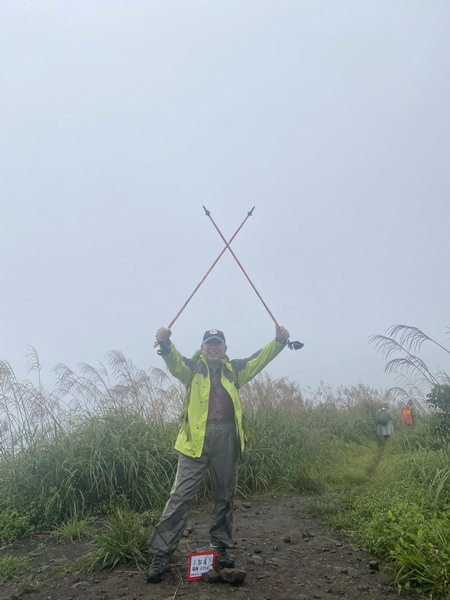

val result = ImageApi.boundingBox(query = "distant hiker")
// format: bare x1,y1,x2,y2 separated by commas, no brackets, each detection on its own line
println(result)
375,406,394,440
401,402,414,426
147,325,291,583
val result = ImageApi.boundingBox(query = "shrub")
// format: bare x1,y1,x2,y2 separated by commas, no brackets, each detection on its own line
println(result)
53,516,94,542
0,556,32,582
0,508,37,545
81,510,157,571
426,384,450,446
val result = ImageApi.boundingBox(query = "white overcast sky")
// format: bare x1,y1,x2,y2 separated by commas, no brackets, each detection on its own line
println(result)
1,0,449,394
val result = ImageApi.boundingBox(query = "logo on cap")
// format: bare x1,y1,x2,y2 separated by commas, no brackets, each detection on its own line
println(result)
202,329,226,344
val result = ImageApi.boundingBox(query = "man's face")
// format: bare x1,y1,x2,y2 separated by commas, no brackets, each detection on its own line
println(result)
201,339,227,365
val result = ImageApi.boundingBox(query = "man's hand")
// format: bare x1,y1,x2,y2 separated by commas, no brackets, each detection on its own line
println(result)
275,325,290,344
156,328,172,344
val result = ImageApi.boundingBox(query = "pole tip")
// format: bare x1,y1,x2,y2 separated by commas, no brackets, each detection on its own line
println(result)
248,206,255,216
202,205,211,216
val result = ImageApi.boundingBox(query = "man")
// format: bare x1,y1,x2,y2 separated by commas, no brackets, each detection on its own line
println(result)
401,402,414,426
147,325,290,583
375,406,394,440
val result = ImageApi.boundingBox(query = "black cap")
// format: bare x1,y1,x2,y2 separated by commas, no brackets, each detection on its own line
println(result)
202,329,226,344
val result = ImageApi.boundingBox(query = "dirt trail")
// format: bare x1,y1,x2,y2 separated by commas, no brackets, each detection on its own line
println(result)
0,496,421,600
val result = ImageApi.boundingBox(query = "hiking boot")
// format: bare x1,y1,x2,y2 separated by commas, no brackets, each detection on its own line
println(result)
215,547,235,569
147,554,169,583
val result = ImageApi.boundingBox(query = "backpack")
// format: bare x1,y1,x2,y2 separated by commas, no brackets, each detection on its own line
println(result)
375,409,390,425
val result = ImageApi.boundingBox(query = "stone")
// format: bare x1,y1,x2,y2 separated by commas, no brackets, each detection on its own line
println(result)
71,581,90,589
247,555,264,566
202,569,221,583
368,560,380,571
219,568,247,585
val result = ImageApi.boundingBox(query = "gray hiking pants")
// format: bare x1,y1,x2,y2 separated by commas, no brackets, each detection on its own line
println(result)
148,421,238,556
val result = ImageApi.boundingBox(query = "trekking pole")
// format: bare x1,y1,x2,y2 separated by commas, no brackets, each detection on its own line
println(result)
154,207,255,348
203,206,304,350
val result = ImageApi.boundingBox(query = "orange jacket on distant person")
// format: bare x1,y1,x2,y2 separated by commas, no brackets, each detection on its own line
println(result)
401,405,413,425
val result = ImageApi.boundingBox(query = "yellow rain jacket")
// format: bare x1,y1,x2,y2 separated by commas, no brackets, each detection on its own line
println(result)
160,339,287,458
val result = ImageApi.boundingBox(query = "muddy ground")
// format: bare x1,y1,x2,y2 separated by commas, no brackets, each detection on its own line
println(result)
1,496,422,600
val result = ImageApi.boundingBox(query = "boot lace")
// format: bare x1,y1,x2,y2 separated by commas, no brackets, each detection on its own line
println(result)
151,554,168,571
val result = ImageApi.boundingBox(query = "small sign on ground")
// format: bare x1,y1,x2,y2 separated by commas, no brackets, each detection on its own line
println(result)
186,551,216,581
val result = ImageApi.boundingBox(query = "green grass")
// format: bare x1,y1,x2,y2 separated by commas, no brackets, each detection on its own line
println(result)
81,510,158,571
319,439,380,489
1,355,449,596
53,516,94,542
0,409,180,544
16,579,44,594
306,428,450,597
0,507,37,544
0,555,32,582
0,370,383,543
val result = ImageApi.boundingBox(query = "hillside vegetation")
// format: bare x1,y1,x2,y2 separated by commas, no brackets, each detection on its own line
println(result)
0,349,449,597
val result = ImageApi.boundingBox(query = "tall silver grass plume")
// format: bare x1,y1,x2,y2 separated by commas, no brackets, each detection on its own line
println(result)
369,323,450,400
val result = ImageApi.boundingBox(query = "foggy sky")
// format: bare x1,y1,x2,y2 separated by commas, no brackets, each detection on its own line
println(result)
1,1,449,394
